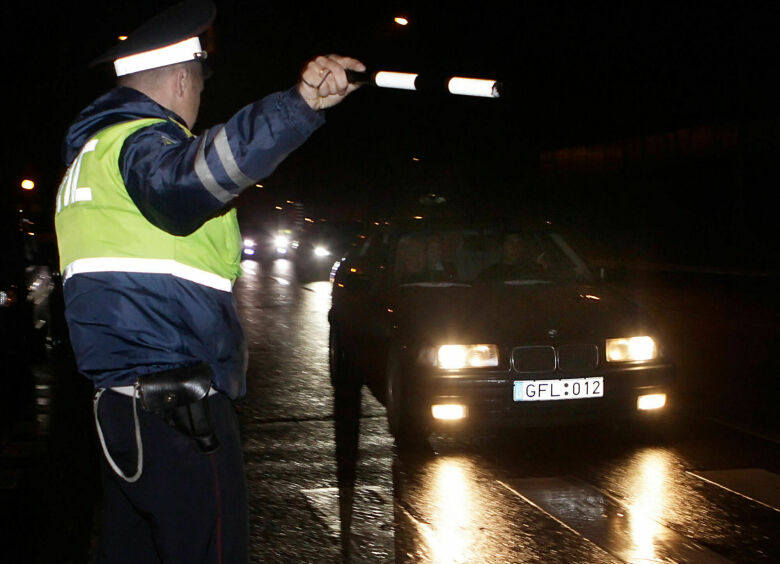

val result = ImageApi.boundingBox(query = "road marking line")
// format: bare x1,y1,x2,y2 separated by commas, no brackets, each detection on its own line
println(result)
500,476,732,563
687,468,780,512
706,417,780,445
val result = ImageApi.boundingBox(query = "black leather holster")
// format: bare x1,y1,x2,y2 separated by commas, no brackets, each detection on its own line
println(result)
137,363,220,453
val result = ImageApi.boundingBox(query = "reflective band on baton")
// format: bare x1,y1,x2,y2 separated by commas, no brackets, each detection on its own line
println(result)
347,70,502,98
447,77,500,98
375,71,418,90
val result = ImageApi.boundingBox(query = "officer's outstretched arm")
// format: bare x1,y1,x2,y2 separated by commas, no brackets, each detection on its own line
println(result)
121,88,324,235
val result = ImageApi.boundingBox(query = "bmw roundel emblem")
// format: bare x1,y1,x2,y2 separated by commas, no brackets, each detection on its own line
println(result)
547,328,559,339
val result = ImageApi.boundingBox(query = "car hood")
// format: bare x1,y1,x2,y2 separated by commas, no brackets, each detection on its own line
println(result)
388,282,652,344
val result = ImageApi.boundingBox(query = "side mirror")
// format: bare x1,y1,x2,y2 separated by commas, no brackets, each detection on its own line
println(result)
334,257,373,292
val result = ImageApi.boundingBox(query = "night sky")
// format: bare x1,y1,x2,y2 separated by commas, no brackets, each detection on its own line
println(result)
5,1,777,266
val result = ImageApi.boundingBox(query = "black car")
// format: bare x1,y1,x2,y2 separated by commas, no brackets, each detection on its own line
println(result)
0,219,63,358
329,216,674,444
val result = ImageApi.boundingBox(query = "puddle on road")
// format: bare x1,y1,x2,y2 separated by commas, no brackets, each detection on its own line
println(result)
501,474,731,563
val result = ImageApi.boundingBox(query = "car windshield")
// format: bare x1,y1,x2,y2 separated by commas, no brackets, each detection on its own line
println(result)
392,226,593,286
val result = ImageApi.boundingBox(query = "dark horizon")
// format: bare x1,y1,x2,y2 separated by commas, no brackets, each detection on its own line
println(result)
4,1,777,267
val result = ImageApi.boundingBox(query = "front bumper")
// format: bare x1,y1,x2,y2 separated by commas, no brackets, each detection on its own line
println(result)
414,363,675,429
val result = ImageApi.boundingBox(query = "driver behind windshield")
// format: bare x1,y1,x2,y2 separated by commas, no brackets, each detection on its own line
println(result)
478,232,546,282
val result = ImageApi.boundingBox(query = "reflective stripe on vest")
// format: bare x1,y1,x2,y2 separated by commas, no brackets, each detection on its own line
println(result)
63,257,232,292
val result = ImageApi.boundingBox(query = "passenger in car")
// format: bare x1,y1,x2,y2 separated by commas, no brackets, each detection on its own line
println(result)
396,238,428,283
425,236,458,280
396,237,457,284
477,232,546,281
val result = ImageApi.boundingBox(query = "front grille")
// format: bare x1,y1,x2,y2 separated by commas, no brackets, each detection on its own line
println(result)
512,346,555,372
512,344,599,373
558,344,599,372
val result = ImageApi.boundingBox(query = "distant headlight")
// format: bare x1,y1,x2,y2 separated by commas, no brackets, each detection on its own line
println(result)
274,235,290,248
606,336,657,362
243,238,256,248
437,344,499,369
313,246,330,257
1,289,18,307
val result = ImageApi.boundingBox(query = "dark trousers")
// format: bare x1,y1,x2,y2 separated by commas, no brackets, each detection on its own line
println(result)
94,389,248,563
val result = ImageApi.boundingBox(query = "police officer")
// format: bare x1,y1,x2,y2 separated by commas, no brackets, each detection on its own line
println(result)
54,1,364,561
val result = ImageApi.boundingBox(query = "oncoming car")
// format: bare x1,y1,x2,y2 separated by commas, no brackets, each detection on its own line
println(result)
292,220,365,282
240,227,293,262
1,219,63,357
328,216,674,445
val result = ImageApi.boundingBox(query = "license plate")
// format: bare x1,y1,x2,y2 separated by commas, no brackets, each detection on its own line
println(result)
513,377,604,402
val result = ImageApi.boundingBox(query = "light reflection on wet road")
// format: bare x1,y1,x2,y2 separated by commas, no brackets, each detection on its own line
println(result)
231,258,779,563
3,262,777,563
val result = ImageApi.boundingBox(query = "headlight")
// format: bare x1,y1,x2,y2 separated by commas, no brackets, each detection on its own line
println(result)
606,336,657,362
243,238,256,248
437,344,499,369
313,246,330,257
1,289,18,307
274,235,290,248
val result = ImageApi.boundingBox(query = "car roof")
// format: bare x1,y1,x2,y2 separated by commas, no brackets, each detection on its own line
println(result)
373,214,556,234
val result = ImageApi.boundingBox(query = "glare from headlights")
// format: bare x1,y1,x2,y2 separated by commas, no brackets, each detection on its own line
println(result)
274,235,290,248
438,344,498,369
313,246,330,257
606,336,657,362
243,238,255,247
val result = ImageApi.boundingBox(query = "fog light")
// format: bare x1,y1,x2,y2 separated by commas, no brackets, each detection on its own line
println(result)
637,393,666,410
431,404,467,420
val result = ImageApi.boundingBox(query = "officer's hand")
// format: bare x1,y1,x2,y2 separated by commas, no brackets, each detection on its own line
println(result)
298,55,366,110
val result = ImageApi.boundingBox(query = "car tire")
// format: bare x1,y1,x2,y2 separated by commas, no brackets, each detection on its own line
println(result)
329,323,360,391
385,352,430,448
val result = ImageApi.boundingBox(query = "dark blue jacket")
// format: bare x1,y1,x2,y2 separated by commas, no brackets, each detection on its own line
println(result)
60,86,324,397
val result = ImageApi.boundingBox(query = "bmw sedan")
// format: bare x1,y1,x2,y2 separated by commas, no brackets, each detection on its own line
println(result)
328,216,674,444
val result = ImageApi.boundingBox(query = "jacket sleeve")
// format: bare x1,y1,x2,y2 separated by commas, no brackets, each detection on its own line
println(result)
119,87,325,236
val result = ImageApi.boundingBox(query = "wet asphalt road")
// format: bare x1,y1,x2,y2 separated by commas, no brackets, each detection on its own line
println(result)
1,258,778,563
